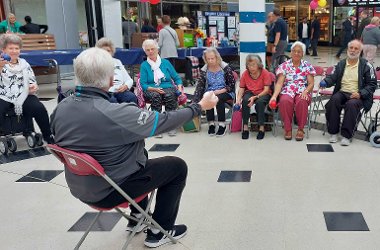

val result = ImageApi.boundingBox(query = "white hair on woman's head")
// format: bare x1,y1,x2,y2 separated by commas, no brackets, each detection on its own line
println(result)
142,39,159,51
291,41,306,56
74,47,114,89
95,37,115,56
202,47,222,65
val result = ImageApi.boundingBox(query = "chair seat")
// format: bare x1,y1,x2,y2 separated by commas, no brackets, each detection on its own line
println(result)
320,90,333,95
373,95,380,100
89,193,149,211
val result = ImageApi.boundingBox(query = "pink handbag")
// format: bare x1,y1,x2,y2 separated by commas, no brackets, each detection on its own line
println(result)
230,110,242,132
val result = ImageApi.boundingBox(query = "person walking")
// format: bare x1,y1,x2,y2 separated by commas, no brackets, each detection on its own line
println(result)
310,15,321,56
298,17,311,55
336,16,355,59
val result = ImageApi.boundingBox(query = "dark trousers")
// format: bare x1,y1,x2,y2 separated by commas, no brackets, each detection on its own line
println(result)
336,37,351,57
110,91,138,104
325,91,363,139
311,39,318,56
206,92,233,122
143,87,178,113
301,38,310,54
242,92,270,127
89,156,188,230
0,95,51,140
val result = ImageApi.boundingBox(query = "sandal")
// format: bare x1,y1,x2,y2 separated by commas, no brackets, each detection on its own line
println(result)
284,130,292,140
295,129,304,141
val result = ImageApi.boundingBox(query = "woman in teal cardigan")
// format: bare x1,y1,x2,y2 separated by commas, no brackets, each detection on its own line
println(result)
140,39,184,137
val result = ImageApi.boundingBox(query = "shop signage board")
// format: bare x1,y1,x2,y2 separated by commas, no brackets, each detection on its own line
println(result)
334,0,380,6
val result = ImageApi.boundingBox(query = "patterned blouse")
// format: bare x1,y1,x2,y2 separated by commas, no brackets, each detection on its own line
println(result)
276,59,316,98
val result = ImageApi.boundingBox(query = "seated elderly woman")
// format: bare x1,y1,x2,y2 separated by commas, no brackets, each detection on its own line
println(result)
236,54,271,140
95,37,137,104
0,34,53,143
139,39,183,137
194,47,236,137
270,41,315,141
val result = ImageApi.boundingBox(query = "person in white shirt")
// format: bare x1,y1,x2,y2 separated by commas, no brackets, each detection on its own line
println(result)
298,17,311,55
96,38,137,104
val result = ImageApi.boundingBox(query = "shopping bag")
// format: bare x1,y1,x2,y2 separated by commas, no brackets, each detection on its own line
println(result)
230,110,242,132
181,116,201,133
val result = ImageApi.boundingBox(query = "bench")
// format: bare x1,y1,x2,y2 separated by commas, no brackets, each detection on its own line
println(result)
18,34,60,85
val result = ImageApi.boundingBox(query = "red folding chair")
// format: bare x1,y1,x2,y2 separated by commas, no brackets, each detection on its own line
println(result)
47,144,177,250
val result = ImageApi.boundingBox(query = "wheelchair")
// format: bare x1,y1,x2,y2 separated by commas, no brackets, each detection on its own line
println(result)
0,108,43,155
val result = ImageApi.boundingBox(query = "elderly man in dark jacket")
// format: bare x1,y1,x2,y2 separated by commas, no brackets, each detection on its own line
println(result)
321,40,377,146
50,47,218,248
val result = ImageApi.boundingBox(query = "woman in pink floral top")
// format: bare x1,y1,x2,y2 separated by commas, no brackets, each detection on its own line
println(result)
270,41,315,141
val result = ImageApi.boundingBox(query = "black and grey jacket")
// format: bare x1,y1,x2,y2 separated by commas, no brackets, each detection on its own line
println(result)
193,61,236,103
51,87,201,203
324,58,377,112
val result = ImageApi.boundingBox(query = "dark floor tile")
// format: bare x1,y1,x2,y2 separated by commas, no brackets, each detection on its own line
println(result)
307,144,334,152
0,147,50,164
149,144,180,152
218,171,252,182
324,212,369,231
16,170,63,182
68,212,122,232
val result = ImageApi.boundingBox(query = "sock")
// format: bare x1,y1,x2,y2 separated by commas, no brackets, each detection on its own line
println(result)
219,122,225,127
151,228,160,234
209,121,215,126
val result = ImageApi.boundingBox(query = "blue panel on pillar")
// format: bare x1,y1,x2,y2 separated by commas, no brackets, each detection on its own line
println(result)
240,42,266,53
239,12,266,23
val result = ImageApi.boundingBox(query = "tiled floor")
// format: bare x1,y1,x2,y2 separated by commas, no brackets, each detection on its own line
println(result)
1,46,380,249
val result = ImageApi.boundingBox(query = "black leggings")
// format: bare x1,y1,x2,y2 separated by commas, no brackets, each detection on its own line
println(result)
0,95,51,140
206,92,233,122
242,92,270,127
88,156,188,230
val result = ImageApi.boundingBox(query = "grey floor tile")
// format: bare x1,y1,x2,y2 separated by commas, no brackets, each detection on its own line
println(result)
16,170,63,182
68,212,122,232
149,144,180,152
218,170,252,182
307,144,334,152
324,212,369,231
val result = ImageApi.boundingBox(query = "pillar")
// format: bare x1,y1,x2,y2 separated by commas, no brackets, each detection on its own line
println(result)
101,0,123,48
45,0,79,49
239,0,266,71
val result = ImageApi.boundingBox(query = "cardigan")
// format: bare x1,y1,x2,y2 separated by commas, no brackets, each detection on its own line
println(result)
139,58,182,91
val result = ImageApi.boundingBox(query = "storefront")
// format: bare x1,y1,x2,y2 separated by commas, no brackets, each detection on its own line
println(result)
333,0,380,46
268,0,332,45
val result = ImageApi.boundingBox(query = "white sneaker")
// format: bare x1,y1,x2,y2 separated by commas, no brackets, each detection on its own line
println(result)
155,134,163,138
340,137,351,146
168,130,177,136
329,134,338,143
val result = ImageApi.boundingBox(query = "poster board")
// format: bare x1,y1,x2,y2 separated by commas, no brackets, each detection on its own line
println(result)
199,11,237,41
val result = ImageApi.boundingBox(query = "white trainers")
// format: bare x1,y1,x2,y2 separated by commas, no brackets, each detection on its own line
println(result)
340,137,351,146
168,130,177,137
329,134,338,143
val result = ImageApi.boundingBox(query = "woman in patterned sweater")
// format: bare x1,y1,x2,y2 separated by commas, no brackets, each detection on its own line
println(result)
194,47,236,137
0,34,53,143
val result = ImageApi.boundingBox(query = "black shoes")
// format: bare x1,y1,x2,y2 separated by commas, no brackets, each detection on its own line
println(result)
256,131,265,140
242,130,249,140
208,125,216,136
144,224,188,248
126,214,148,233
216,126,227,137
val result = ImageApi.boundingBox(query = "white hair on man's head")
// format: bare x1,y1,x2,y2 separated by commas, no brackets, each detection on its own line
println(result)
142,39,159,51
348,39,363,51
291,41,306,56
74,47,114,89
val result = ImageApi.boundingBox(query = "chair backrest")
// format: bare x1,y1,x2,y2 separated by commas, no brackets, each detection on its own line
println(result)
375,70,380,85
325,66,334,75
47,144,105,176
313,66,325,76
